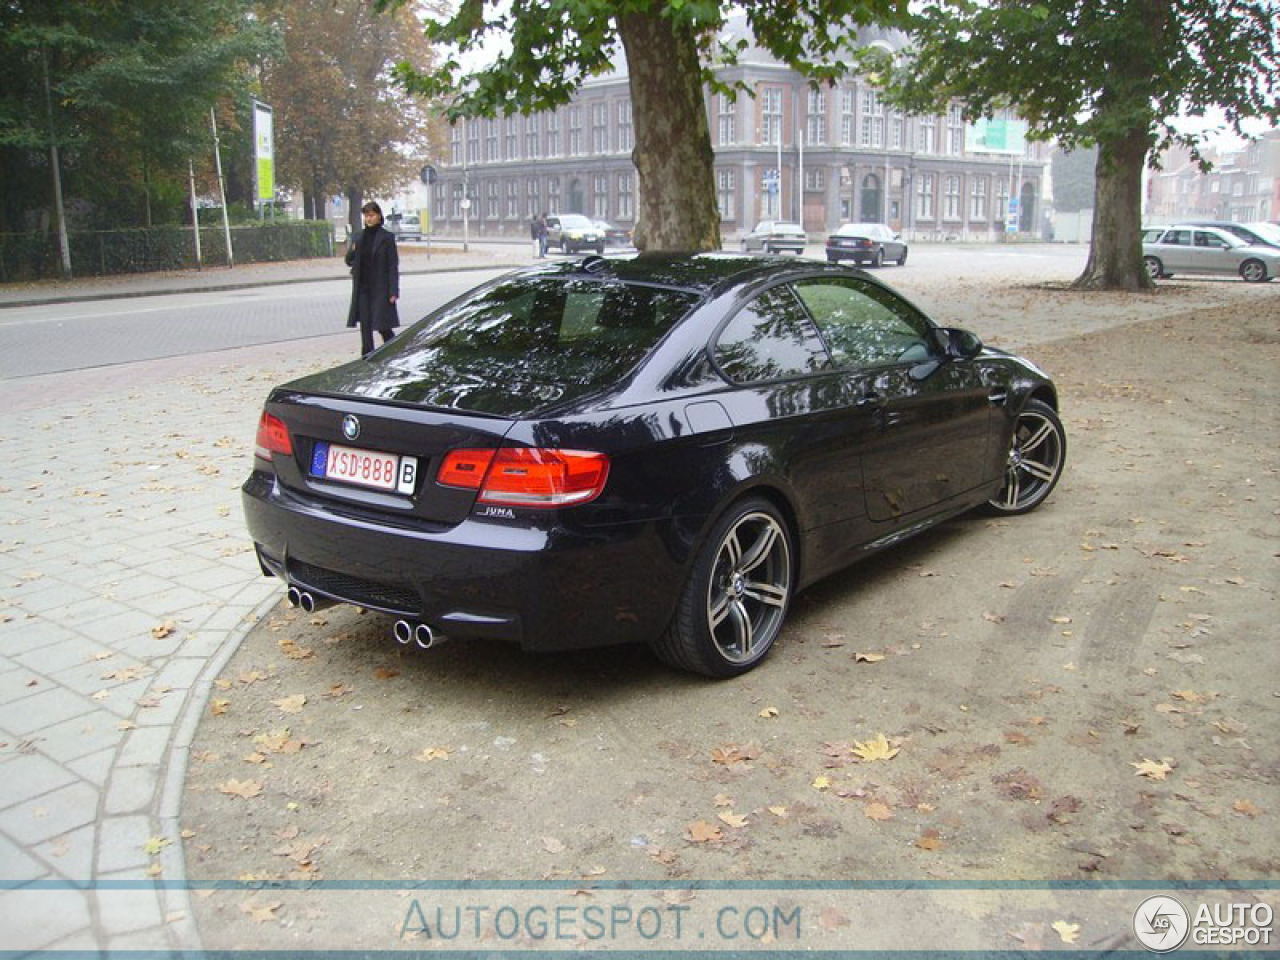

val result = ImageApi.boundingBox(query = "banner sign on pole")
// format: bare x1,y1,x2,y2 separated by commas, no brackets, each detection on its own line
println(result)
253,100,275,204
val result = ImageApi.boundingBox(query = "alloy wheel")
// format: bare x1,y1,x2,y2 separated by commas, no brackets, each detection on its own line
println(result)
990,405,1065,514
705,511,791,665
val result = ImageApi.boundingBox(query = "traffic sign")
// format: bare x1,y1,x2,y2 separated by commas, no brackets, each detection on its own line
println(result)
420,165,437,185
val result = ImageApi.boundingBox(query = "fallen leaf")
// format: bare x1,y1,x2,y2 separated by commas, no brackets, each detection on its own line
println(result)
711,743,759,766
1049,616,1072,625
143,836,171,856
1051,920,1080,944
219,779,264,799
152,620,177,639
811,775,831,791
685,821,723,844
211,699,230,717
863,802,894,822
817,907,852,931
1131,758,1175,781
767,805,788,818
373,667,399,680
1233,799,1262,818
758,706,779,718
916,830,945,851
272,694,306,714
852,733,899,763
717,811,749,828
713,793,733,808
541,836,565,854
854,652,885,663
1171,690,1211,704
239,900,282,923
416,747,450,762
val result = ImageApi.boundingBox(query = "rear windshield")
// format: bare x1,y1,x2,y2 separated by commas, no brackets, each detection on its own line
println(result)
374,276,700,392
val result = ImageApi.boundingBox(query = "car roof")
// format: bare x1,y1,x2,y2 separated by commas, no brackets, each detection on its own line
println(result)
512,251,856,296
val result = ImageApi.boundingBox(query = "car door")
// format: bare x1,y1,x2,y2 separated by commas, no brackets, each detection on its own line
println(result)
1193,229,1234,274
791,277,992,524
1160,228,1193,272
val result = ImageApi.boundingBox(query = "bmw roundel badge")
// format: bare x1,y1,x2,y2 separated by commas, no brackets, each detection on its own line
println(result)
342,415,360,441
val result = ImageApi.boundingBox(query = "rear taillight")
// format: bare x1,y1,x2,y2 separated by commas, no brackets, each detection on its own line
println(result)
254,411,293,461
437,447,610,508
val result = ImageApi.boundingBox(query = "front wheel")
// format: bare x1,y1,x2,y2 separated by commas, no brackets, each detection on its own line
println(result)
1240,259,1270,283
898,246,909,266
981,399,1066,516
1143,256,1163,280
651,498,793,677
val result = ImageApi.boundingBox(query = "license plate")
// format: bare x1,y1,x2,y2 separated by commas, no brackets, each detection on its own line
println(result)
311,442,418,495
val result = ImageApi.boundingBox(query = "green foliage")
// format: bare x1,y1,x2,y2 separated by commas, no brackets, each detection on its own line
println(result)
0,0,277,232
877,0,1280,165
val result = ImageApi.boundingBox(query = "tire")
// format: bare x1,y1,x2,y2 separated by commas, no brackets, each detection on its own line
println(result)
650,497,794,677
980,399,1066,516
595,241,605,255
871,248,884,268
1240,259,1269,283
765,244,775,255
1143,256,1163,280
898,246,909,266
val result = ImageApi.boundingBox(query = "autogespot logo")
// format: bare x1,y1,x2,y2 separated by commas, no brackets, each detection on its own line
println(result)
1134,895,1191,953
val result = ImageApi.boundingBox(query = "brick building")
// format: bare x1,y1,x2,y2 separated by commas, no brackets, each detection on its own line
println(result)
430,20,1048,242
1146,131,1279,224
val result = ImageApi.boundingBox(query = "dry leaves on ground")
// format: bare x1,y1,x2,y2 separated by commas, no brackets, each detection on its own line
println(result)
852,733,900,762
219,779,264,799
1131,758,1175,781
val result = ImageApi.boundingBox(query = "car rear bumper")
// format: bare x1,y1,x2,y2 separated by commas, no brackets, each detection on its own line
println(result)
242,471,683,652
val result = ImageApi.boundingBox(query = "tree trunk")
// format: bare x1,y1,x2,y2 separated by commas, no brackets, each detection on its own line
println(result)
617,10,720,252
1073,127,1152,291
346,186,363,236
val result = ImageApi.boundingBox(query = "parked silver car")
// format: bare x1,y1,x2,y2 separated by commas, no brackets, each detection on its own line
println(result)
1142,225,1278,283
825,222,909,267
741,221,807,255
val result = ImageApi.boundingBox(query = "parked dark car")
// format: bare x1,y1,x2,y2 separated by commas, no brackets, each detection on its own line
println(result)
545,213,604,254
243,254,1065,676
593,220,633,248
825,222,909,267
741,221,808,255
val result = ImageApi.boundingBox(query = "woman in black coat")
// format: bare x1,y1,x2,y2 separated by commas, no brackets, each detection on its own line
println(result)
345,201,400,357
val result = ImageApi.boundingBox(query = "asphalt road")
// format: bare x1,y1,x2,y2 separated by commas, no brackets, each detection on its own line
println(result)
0,244,1089,379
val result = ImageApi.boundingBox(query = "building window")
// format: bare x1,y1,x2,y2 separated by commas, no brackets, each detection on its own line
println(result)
466,120,480,164
486,180,499,219
917,173,935,220
593,175,608,218
617,98,633,152
592,102,608,154
762,86,782,146
717,169,736,220
946,104,964,155
484,119,498,162
918,115,937,154
506,180,519,219
840,88,855,145
504,116,518,161
860,89,885,148
451,184,463,219
526,178,540,218
548,177,561,211
804,168,825,191
806,89,826,145
524,115,540,159
568,106,583,156
890,111,904,150
944,175,961,219
617,173,633,219
449,125,462,165
546,111,561,158
995,179,1010,220
717,93,736,146
970,176,987,219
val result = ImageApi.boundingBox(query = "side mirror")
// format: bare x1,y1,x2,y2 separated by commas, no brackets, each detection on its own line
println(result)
932,327,984,360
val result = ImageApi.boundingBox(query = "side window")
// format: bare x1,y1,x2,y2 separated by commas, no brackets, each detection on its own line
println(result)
1166,229,1191,246
714,285,830,383
793,278,932,369
1142,229,1163,243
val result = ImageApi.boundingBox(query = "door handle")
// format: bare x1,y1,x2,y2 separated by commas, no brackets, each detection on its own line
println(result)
988,389,1008,405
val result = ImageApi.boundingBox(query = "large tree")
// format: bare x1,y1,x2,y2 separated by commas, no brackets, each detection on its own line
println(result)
259,0,444,228
873,0,1279,290
382,0,901,251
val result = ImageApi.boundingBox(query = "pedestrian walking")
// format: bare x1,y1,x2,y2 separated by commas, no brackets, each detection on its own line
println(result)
345,201,400,357
536,212,549,258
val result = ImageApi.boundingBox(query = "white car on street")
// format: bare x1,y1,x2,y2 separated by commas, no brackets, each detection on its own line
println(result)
1142,225,1278,283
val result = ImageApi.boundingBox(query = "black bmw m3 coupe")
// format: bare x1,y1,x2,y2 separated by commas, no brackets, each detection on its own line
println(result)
243,253,1065,676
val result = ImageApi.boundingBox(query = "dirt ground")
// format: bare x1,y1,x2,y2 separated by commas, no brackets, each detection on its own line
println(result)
180,277,1279,948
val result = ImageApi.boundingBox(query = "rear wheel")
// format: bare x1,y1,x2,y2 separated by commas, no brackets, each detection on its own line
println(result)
1143,256,1163,280
871,248,884,268
981,400,1066,516
1240,259,1270,283
651,497,793,677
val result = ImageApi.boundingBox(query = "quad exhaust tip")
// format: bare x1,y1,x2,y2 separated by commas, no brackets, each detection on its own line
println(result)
285,585,333,614
393,619,443,650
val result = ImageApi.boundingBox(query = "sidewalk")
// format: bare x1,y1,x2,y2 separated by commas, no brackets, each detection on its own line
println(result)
0,243,528,309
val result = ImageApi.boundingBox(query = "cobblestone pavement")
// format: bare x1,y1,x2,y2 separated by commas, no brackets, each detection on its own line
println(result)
0,246,1274,951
